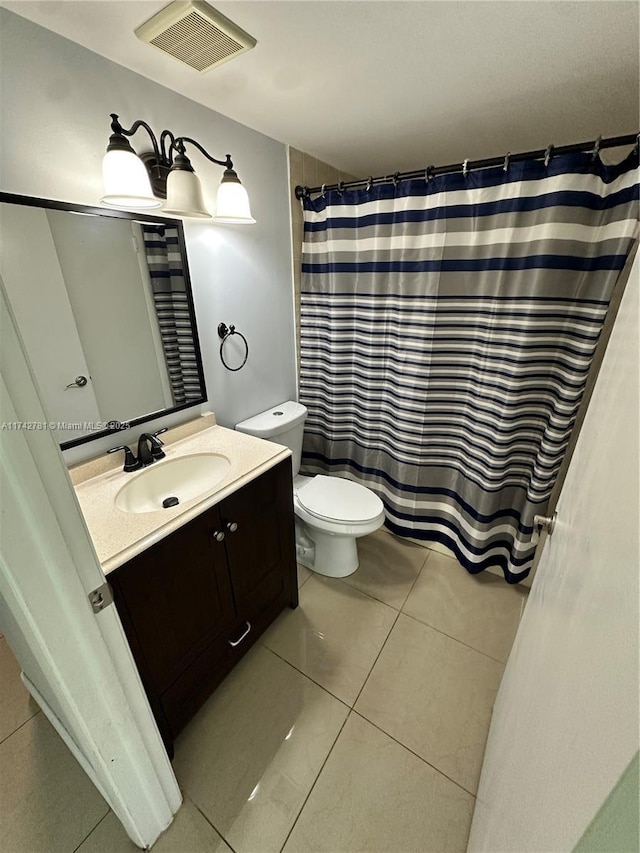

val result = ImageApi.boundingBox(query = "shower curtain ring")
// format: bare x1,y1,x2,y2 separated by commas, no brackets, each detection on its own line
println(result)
337,181,345,195
591,135,602,160
425,165,435,184
544,144,554,168
366,176,373,192
462,159,470,178
392,172,400,187
503,152,511,172
321,183,326,198
635,133,640,153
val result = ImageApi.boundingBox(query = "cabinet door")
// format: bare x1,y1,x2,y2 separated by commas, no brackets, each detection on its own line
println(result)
112,507,236,695
221,460,297,621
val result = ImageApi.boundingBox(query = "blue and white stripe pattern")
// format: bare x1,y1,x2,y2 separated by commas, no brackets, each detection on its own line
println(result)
142,225,202,406
299,151,639,581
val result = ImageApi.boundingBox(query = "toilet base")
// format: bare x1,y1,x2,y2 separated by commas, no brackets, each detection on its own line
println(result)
295,520,360,578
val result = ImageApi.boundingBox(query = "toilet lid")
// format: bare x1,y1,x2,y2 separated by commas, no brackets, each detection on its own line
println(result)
297,475,383,523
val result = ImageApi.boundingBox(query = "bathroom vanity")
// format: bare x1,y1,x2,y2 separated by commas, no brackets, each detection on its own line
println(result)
71,416,298,757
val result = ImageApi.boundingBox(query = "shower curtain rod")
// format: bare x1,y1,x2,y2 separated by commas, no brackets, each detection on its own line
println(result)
294,132,639,199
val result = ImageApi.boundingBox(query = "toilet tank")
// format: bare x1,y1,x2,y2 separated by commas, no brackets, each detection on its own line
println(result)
235,401,307,476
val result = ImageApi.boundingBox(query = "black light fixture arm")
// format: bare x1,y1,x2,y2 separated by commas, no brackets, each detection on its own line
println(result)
175,137,233,170
108,113,166,167
160,129,178,164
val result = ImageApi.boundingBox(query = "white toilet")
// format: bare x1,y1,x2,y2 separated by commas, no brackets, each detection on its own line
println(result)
236,401,385,578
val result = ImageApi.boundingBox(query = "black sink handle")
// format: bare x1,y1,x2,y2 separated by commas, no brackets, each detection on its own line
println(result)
107,444,142,472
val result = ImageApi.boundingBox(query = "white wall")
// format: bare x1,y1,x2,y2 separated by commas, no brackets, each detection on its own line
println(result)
468,250,640,851
0,8,296,462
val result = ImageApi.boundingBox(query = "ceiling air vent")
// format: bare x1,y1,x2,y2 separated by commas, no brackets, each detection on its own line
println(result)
135,1,257,73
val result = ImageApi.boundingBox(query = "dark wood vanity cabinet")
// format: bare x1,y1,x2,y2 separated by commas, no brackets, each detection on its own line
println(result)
110,459,298,756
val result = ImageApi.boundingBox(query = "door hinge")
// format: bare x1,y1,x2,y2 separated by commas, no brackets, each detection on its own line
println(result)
88,581,114,614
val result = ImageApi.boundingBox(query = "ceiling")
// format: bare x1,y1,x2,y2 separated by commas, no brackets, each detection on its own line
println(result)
3,1,639,178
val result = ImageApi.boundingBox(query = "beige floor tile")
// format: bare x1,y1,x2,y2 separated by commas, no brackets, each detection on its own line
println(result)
297,563,312,589
355,614,503,794
0,637,39,743
77,798,232,853
283,712,473,853
340,528,430,609
0,713,108,853
403,550,527,662
173,644,348,853
262,575,397,705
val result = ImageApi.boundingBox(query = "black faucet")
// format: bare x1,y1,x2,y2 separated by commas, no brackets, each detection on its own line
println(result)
107,428,168,471
137,429,167,466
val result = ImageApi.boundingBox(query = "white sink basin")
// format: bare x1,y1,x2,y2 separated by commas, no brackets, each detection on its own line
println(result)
114,453,231,514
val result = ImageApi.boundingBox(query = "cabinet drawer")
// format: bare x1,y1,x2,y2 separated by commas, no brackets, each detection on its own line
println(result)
160,628,234,737
160,586,289,737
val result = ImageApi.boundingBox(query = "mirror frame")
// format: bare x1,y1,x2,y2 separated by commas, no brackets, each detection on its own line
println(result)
0,191,208,451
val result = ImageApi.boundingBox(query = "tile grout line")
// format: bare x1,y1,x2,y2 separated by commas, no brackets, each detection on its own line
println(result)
351,709,478,800
398,548,432,610
188,796,240,853
333,575,401,611
399,609,509,666
333,539,433,609
259,643,352,710
277,710,353,853
71,806,112,853
347,549,431,710
351,608,402,709
0,706,41,747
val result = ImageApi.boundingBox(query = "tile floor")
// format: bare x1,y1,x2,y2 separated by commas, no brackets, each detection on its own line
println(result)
0,530,527,853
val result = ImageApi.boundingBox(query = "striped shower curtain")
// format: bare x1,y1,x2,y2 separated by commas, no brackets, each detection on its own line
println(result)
299,150,639,582
142,225,202,406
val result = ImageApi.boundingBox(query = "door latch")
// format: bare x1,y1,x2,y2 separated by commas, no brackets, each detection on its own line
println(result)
88,581,114,613
531,512,557,545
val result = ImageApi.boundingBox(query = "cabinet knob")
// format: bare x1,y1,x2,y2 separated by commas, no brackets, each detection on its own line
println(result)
226,521,238,533
211,530,226,542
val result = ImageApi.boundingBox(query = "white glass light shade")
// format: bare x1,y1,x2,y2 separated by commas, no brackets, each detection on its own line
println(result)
214,180,256,224
163,169,212,219
99,149,161,209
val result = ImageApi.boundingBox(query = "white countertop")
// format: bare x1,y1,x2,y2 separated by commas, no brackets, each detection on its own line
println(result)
73,421,290,574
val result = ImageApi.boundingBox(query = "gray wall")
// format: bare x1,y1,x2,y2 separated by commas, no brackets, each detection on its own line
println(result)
0,9,296,462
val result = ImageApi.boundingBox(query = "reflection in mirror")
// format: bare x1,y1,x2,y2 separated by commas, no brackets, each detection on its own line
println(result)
0,194,206,449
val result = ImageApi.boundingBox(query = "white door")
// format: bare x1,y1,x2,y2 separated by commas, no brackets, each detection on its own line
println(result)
468,251,639,851
0,276,181,848
0,203,101,440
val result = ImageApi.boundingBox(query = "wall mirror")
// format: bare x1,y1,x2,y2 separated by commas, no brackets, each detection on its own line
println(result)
0,193,207,450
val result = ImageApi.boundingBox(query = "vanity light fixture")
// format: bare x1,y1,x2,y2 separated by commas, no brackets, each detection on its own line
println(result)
99,113,255,223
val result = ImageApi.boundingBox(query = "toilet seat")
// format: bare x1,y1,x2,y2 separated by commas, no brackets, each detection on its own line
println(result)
296,475,383,524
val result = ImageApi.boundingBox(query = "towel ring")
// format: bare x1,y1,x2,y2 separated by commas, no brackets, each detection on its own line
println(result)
217,323,249,372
